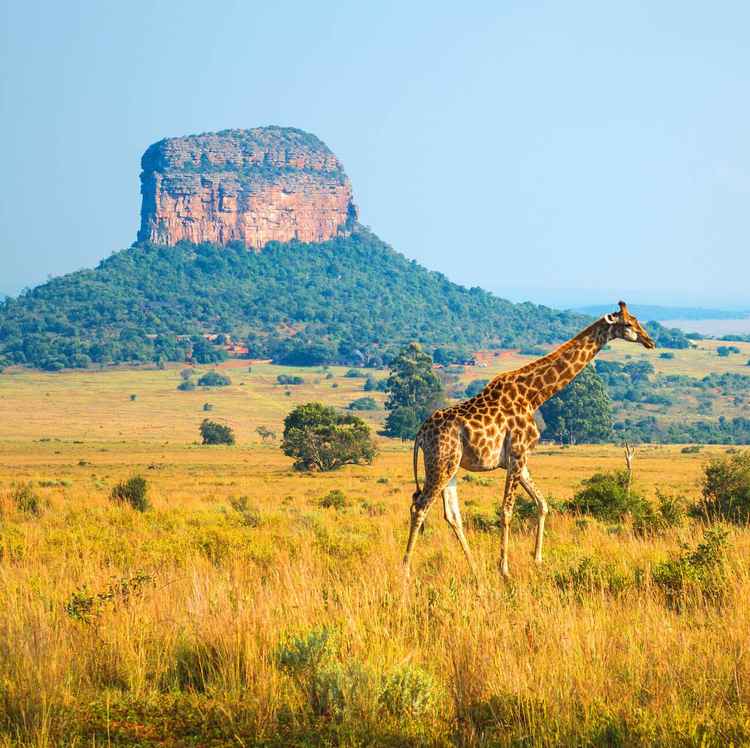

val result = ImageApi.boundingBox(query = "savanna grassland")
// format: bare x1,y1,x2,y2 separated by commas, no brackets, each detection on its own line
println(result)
1,356,750,746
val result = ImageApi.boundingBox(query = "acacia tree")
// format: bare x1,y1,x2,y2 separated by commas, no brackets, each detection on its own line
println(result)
281,402,376,471
539,364,612,444
382,343,445,440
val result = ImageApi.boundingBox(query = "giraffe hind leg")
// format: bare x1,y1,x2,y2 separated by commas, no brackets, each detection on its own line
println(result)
442,476,479,581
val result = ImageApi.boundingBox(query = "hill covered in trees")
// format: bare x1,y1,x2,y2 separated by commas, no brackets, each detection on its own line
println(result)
0,228,593,370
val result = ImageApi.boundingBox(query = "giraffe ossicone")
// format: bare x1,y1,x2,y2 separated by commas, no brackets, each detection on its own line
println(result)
402,301,655,580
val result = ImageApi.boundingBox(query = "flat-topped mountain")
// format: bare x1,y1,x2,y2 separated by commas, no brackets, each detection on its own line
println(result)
0,125,688,370
138,127,357,248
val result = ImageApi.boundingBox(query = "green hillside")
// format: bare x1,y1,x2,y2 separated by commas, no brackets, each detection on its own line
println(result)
0,228,682,370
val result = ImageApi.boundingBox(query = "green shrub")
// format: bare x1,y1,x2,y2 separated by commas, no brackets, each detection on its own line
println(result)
659,352,675,360
277,374,304,385
319,490,348,510
199,419,235,445
11,483,43,517
554,556,635,599
632,490,687,537
681,445,701,454
380,665,436,720
180,368,194,380
110,476,150,512
129,394,137,401
197,371,231,387
652,526,729,610
202,402,213,411
177,380,195,391
566,470,647,523
344,368,364,378
692,452,750,524
347,396,378,411
275,627,353,719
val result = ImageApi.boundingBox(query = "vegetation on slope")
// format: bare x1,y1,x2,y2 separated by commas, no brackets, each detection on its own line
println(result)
0,228,592,370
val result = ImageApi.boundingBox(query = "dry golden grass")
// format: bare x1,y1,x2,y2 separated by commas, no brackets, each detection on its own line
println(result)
0,366,749,745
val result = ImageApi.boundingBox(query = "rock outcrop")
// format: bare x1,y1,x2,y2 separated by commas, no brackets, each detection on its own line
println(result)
138,127,357,248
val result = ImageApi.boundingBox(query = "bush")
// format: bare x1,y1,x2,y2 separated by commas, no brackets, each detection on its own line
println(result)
554,556,635,599
566,470,647,522
203,403,213,411
319,489,348,510
347,396,378,411
11,483,43,517
380,665,436,720
282,403,376,471
632,490,686,537
197,371,231,387
177,380,195,391
681,445,702,454
652,526,729,610
110,476,150,512
277,374,304,385
344,368,364,378
129,394,137,401
180,368,193,381
199,419,235,445
659,352,675,360
692,451,750,523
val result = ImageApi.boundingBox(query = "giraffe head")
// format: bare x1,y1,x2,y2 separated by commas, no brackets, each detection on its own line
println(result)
603,301,656,349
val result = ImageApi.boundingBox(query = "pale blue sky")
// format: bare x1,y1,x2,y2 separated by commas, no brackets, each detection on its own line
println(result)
2,1,748,308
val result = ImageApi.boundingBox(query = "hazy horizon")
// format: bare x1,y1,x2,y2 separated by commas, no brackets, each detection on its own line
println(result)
2,1,749,308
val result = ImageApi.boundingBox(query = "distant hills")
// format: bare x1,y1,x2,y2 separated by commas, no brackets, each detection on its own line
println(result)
0,126,691,371
0,230,595,370
574,304,749,321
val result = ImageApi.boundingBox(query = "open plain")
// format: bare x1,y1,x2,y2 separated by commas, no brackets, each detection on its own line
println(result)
1,361,749,746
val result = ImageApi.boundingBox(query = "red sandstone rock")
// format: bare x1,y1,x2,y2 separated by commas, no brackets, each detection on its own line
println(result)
138,127,357,248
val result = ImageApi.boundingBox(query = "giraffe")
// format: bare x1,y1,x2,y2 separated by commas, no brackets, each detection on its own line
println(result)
403,301,655,579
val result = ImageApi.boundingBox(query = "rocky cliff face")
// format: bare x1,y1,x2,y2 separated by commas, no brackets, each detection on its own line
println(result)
138,127,357,248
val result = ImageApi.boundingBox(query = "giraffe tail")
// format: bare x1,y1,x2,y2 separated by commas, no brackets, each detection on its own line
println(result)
412,432,422,502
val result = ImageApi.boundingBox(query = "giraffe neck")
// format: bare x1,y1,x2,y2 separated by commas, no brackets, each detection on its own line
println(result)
505,319,610,410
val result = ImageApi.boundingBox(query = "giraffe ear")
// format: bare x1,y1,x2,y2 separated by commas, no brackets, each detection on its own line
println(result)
618,301,631,321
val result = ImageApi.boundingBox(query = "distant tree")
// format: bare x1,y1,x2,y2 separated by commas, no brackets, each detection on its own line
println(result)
348,396,378,411
383,343,445,440
465,379,490,398
344,368,364,378
177,380,195,391
277,374,304,385
281,402,376,471
623,360,655,383
659,352,675,360
363,376,387,392
180,368,194,381
717,346,741,357
191,338,228,364
197,371,231,387
199,419,235,445
539,364,613,444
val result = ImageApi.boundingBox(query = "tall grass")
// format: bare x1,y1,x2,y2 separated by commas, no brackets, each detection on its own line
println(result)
1,466,749,746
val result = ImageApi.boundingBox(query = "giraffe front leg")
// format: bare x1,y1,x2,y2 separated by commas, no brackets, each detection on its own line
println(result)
519,465,549,564
402,489,437,577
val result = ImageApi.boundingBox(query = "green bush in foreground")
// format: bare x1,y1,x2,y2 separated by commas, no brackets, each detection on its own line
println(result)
110,476,150,512
566,470,647,522
692,451,750,524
